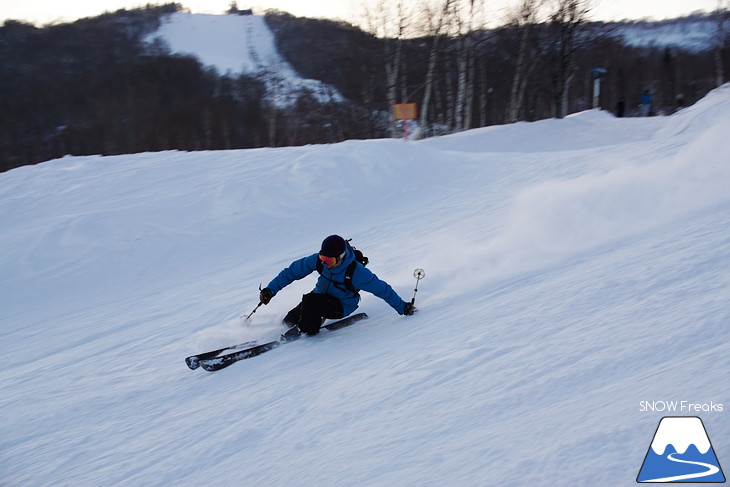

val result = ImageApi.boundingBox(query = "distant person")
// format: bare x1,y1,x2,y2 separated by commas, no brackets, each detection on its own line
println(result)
615,97,626,117
640,90,653,117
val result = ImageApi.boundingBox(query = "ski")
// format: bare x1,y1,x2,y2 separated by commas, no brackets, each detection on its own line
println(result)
322,312,370,331
198,340,282,371
185,340,258,370
197,312,369,372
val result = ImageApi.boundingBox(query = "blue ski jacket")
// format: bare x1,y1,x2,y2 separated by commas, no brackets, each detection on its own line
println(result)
266,246,408,317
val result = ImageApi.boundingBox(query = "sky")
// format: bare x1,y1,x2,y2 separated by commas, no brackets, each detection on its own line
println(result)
0,0,723,27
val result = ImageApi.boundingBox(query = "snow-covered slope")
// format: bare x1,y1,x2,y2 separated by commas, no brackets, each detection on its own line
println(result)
613,15,724,51
147,12,341,105
1,87,729,486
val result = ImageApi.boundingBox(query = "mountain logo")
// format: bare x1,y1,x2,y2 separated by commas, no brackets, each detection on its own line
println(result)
637,416,725,483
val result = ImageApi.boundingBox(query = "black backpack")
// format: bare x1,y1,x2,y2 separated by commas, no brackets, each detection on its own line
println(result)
316,239,369,295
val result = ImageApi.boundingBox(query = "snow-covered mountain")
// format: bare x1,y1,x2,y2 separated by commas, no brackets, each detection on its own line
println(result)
614,14,725,51
1,85,729,485
651,417,712,455
146,12,342,105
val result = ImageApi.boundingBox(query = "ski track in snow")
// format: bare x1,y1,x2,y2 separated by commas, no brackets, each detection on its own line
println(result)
1,86,730,486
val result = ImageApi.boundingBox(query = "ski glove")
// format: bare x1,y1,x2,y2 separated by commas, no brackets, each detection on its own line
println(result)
260,287,273,305
403,302,416,315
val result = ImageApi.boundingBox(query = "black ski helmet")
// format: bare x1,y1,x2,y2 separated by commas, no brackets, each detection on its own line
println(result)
320,235,346,258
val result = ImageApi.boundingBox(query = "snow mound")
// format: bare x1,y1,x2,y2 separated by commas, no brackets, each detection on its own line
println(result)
658,83,730,139
422,108,667,153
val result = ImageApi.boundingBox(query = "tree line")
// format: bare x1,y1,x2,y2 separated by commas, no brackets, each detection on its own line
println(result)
1,2,728,172
353,0,728,137
1,4,270,172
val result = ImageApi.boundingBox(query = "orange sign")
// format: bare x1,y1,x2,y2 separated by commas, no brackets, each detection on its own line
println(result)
392,103,417,121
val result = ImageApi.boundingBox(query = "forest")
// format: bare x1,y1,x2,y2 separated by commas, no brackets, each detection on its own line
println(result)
1,1,728,172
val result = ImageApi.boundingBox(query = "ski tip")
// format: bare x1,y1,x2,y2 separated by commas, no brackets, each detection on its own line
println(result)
185,356,200,370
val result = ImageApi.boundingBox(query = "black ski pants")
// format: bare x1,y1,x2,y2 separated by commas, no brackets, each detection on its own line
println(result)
284,292,344,335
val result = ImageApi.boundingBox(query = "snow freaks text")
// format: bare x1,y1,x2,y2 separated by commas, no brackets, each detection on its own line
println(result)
639,401,724,413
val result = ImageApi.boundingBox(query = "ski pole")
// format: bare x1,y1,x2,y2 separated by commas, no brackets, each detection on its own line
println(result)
242,302,263,323
241,284,266,324
411,268,425,305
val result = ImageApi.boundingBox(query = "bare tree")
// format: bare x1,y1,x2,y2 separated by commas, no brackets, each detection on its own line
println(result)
506,0,544,123
549,0,592,118
363,0,411,137
714,0,729,87
450,0,485,131
463,0,484,130
453,1,469,130
418,0,456,134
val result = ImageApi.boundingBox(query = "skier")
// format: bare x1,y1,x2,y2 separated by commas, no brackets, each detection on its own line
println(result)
259,235,415,338
640,90,653,117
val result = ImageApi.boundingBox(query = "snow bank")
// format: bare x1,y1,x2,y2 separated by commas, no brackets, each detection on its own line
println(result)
473,84,730,283
658,83,730,139
422,108,666,153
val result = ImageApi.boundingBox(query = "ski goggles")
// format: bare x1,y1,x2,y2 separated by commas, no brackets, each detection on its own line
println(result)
319,250,346,268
